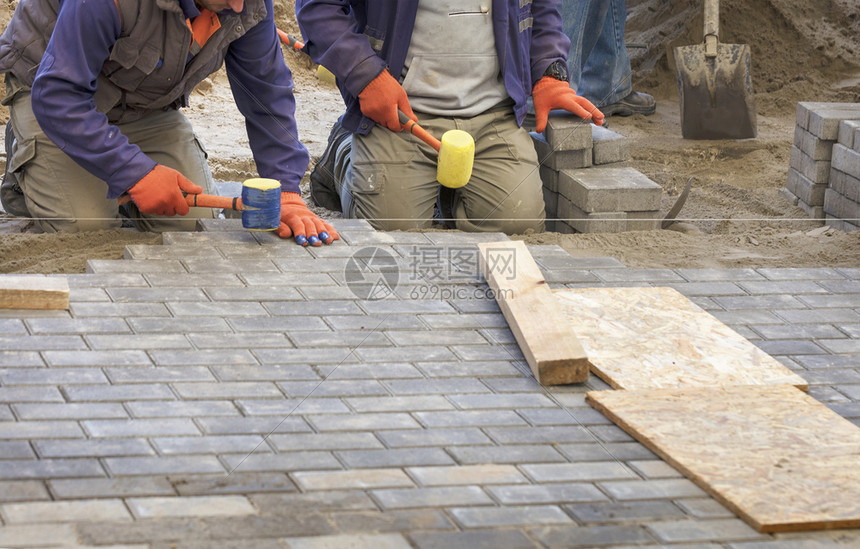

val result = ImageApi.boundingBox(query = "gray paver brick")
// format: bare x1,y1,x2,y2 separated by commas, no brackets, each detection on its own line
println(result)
647,518,764,543
104,455,225,476
64,383,174,402
106,366,215,383
220,451,341,473
410,529,539,549
308,413,421,432
448,393,554,409
489,483,608,504
0,480,51,502
49,476,175,499
567,500,686,523
319,363,421,379
228,316,329,332
278,380,386,398
372,486,493,509
0,351,44,367
172,381,282,399
87,333,191,350
268,432,383,452
485,425,593,444
0,335,87,351
129,316,232,333
1,367,108,385
197,416,312,435
345,396,454,413
406,464,527,487
0,420,83,439
152,435,267,455
293,468,413,491
170,471,298,496
33,438,154,458
599,478,708,500
83,418,201,437
384,378,490,395
448,444,566,464
0,387,65,403
1,498,133,523
529,524,656,548
0,458,105,479
213,365,318,382
127,400,240,418
337,448,455,468
523,462,637,482
415,410,528,428
451,504,572,528
237,398,348,416
416,360,523,378
0,440,35,459
377,428,492,448
331,509,454,533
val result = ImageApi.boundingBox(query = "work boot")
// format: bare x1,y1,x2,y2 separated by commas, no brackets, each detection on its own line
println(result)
310,119,351,212
600,91,656,117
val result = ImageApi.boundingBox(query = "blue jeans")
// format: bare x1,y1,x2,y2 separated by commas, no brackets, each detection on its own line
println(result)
562,0,632,107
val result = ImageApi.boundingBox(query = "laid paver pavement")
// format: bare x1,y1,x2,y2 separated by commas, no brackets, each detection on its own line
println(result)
0,218,859,547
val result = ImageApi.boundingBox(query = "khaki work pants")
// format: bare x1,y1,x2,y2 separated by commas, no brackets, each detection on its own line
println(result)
339,107,546,233
4,76,215,233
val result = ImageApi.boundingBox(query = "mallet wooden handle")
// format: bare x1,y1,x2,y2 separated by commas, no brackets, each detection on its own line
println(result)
117,193,244,211
398,111,441,152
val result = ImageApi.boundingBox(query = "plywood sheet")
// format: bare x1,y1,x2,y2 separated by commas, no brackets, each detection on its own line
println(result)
554,286,806,390
478,241,589,385
587,384,860,532
0,275,69,310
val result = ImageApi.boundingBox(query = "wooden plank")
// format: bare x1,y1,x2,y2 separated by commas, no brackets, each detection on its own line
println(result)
587,384,860,532
477,241,589,385
554,286,807,391
0,275,69,310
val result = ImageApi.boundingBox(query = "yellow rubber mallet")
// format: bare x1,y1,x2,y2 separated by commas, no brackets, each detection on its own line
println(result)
397,111,475,189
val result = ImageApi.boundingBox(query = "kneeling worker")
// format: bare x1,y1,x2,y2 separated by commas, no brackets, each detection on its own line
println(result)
0,0,337,246
297,0,604,234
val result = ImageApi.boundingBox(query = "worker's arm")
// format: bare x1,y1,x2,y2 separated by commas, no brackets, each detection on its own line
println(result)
223,0,309,195
529,0,573,85
29,0,157,199
295,0,387,99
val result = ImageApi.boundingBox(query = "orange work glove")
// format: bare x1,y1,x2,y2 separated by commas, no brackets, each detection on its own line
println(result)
532,76,605,133
127,165,202,216
357,69,417,132
276,192,340,246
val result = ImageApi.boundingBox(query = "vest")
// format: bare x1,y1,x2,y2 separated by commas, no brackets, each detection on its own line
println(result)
0,0,267,123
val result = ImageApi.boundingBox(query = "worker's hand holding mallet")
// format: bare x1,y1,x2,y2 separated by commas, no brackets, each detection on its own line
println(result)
123,166,338,246
358,70,475,189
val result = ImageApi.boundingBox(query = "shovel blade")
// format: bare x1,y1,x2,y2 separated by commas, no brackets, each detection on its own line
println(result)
675,43,757,140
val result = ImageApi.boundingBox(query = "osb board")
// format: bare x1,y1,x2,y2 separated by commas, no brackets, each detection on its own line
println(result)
554,286,807,391
587,384,860,532
0,275,69,310
477,241,589,385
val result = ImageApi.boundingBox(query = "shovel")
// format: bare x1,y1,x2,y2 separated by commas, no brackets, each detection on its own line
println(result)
675,0,756,139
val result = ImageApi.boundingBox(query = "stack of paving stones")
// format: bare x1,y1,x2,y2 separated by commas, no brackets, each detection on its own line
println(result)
532,114,662,234
1,218,860,548
824,119,860,232
784,102,860,222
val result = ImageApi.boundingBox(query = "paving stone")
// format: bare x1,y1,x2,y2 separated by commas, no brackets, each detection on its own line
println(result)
152,435,268,455
448,444,566,465
127,400,240,418
293,468,414,491
172,381,282,399
0,351,44,367
316,363,422,380
519,406,612,426
197,416,311,435
675,498,736,519
750,324,845,340
405,464,527,487
528,524,655,548
127,495,256,519
647,518,764,543
558,167,661,213
0,480,51,502
376,427,493,448
450,504,572,528
24,317,130,334
410,529,539,549
0,420,83,439
324,314,426,330
448,393,554,409
416,360,522,378
489,483,608,505
169,472,298,496
522,462,636,482
0,458,105,479
598,478,708,500
282,533,412,549
774,308,860,324
1,367,109,385
544,113,594,151
414,410,527,428
1,498,132,523
567,500,685,523
344,395,453,413
234,399,348,418
485,425,592,445
70,302,171,317
250,491,376,514
0,440,35,459
221,452,342,474
204,285,304,301
0,523,79,547
371,486,493,509
104,456,225,476
228,316,329,332
129,316,232,333
627,460,683,479
48,477,175,499
308,413,420,432
0,335,87,351
532,131,592,170
83,418,201,438
87,333,191,350
753,339,827,355
337,448,454,468
34,438,155,458
330,509,454,534
591,124,630,164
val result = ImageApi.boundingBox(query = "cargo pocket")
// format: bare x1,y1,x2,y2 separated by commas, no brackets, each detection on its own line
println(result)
1,136,35,217
349,162,385,196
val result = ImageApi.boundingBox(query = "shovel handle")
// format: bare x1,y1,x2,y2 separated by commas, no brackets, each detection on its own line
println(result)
398,111,441,152
703,0,719,56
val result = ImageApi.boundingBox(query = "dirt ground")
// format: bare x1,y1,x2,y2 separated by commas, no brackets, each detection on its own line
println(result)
1,0,859,273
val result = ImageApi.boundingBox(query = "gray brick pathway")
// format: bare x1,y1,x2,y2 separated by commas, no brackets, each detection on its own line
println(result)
0,218,859,547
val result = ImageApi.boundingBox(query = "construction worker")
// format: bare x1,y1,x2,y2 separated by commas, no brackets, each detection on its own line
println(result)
0,0,337,246
562,0,656,116
297,0,604,233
